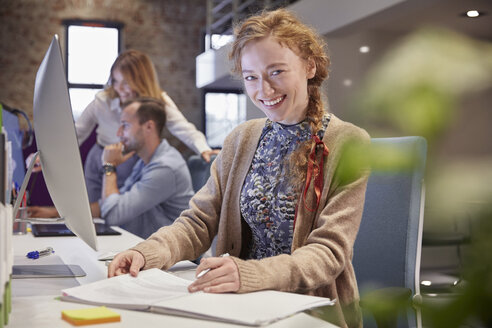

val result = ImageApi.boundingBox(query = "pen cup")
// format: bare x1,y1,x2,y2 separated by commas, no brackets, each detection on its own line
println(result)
13,206,28,235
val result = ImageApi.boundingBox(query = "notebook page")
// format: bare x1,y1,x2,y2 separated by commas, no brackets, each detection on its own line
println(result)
153,290,335,326
62,268,191,309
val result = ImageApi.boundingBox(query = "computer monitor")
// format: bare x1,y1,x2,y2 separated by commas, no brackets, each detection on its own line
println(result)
14,35,98,251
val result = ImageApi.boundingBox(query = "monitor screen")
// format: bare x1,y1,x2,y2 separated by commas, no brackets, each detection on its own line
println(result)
31,35,98,250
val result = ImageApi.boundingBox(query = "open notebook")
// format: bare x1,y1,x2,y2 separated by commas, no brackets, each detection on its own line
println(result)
61,268,335,326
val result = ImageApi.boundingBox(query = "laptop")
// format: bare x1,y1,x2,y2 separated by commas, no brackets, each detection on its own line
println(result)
31,223,121,237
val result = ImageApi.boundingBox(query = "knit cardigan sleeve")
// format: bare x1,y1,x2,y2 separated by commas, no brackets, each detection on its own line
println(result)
129,151,225,269
130,116,368,328
131,116,370,301
129,120,251,269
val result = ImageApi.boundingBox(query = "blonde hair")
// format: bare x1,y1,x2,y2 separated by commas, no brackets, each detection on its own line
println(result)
106,50,164,102
230,8,330,190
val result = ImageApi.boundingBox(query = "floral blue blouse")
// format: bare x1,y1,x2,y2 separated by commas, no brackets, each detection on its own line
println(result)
240,116,329,259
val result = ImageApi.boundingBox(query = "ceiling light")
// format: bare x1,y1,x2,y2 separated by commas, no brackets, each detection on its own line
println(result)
466,10,480,17
359,46,370,53
343,79,353,87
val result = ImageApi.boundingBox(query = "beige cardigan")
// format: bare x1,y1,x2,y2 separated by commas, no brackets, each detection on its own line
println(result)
132,114,370,328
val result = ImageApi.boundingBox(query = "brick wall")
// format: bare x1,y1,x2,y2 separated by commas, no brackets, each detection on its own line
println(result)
0,0,206,154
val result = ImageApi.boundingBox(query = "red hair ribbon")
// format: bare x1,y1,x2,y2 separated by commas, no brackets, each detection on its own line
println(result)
302,134,329,213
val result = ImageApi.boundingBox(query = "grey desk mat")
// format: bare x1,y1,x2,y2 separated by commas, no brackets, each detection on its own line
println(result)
12,254,80,297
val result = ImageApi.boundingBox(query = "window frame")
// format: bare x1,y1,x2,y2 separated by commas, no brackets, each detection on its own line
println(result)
62,19,124,91
202,88,247,149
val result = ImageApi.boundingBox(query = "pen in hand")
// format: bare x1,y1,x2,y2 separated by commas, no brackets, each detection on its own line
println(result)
27,246,54,259
196,253,230,278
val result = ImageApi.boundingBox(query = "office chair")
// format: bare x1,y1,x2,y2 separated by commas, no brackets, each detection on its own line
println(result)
186,154,216,192
353,136,427,328
187,154,218,258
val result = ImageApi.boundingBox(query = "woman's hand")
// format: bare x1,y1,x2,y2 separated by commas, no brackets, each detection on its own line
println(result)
107,250,145,278
27,206,59,218
188,256,240,293
201,149,220,163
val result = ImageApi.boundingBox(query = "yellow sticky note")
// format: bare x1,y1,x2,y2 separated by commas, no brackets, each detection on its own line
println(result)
61,306,120,326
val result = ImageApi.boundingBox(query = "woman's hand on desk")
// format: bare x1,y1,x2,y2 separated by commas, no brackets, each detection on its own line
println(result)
27,206,59,218
201,149,220,163
107,250,145,278
188,256,240,293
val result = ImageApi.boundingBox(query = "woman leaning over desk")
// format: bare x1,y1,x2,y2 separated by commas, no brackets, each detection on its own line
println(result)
28,50,217,203
109,9,370,328
75,49,218,202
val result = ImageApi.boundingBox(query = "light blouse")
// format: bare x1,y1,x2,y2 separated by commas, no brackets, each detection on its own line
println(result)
74,91,211,154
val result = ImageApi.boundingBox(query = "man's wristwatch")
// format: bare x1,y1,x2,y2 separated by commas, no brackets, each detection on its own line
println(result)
102,163,116,176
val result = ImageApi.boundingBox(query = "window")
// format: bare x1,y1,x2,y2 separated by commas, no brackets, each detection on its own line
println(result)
205,91,247,148
205,33,234,50
201,32,245,148
63,20,123,120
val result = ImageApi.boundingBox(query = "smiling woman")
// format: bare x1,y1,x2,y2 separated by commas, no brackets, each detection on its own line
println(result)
240,36,316,125
109,9,370,328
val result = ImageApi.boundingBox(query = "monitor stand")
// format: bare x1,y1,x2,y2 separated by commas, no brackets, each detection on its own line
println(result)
13,151,63,223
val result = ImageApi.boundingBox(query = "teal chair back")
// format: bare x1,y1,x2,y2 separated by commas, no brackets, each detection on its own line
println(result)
353,136,427,328
187,154,216,192
187,154,218,259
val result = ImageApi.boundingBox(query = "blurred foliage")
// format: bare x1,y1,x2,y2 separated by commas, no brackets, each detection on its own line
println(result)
336,139,422,186
423,205,492,328
344,26,492,327
353,27,492,142
424,159,492,228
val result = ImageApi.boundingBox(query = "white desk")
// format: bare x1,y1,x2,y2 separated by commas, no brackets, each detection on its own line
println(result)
8,227,337,328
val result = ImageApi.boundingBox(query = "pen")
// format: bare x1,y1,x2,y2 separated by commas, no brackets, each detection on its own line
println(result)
27,246,54,259
196,253,230,278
